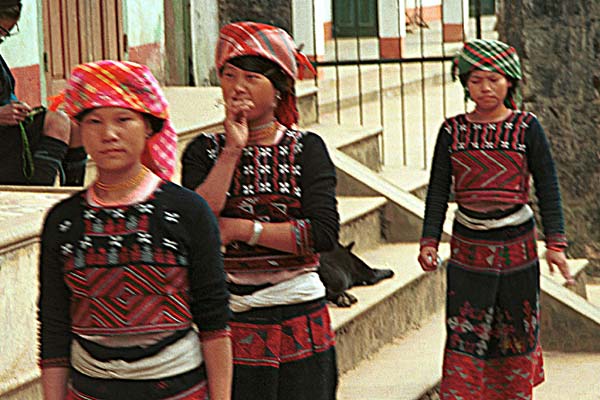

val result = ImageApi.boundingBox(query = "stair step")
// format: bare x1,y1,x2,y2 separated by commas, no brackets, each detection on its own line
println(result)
338,196,387,253
330,242,450,374
337,311,444,400
307,122,383,172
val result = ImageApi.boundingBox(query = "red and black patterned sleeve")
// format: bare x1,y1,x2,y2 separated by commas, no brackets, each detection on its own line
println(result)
297,132,340,253
38,201,74,369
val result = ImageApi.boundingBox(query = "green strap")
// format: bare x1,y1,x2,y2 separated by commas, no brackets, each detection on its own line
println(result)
19,119,34,180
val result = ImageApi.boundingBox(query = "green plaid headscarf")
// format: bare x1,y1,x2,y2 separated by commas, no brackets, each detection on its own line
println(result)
452,39,523,109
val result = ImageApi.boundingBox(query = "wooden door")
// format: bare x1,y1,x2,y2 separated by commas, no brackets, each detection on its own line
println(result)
42,0,125,96
333,0,378,37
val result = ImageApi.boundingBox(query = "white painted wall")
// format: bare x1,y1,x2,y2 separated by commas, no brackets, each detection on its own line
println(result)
292,0,327,57
443,0,468,24
378,0,406,38
190,0,219,85
124,0,165,47
405,0,441,8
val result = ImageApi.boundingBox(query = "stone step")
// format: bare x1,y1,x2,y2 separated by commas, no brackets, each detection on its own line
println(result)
338,195,387,253
338,315,600,400
331,148,453,243
330,241,451,374
306,122,384,172
337,311,445,400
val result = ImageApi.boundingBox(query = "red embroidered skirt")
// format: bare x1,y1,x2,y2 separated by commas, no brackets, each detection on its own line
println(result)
229,298,337,400
441,218,544,399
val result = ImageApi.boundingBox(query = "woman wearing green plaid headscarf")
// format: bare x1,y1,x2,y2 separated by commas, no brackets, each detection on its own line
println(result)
419,38,572,399
452,38,523,109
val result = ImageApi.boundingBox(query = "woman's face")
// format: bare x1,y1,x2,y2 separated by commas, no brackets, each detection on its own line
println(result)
220,62,277,125
80,107,152,174
467,70,512,111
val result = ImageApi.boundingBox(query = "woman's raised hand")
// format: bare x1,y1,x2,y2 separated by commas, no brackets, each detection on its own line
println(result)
223,98,252,149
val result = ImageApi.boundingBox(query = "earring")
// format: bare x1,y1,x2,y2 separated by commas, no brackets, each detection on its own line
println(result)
276,92,282,101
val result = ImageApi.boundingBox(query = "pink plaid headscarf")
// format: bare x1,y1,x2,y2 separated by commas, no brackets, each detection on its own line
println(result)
215,21,316,128
49,60,177,181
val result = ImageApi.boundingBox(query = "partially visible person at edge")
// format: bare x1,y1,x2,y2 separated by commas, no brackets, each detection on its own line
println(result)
38,60,232,400
0,0,86,186
181,21,340,400
418,39,574,399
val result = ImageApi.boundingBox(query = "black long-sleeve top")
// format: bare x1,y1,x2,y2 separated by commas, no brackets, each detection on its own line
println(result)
421,111,567,249
38,182,230,368
181,129,340,276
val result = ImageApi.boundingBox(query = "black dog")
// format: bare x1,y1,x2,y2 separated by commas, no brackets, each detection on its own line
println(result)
319,242,394,307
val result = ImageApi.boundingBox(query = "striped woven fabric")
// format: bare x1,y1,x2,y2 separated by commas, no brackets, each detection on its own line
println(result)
215,21,316,128
50,60,177,180
452,39,523,109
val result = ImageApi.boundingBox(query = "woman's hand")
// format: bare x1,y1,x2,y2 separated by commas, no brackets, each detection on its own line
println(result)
0,101,31,126
546,249,575,285
418,246,439,272
223,98,252,149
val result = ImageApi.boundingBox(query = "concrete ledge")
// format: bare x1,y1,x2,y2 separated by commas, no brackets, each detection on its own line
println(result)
540,275,600,352
331,150,452,242
331,242,450,374
338,196,387,253
338,312,445,400
309,123,383,172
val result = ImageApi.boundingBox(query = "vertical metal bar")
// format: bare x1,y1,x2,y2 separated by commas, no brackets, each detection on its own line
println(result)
310,0,321,123
441,0,447,120
378,58,384,166
475,0,482,38
332,1,342,124
399,0,407,167
419,0,427,170
355,0,364,126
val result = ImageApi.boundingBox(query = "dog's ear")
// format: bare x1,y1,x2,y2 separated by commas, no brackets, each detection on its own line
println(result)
346,241,355,251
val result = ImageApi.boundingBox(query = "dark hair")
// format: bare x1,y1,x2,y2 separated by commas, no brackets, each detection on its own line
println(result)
75,109,164,135
0,4,21,20
223,55,292,94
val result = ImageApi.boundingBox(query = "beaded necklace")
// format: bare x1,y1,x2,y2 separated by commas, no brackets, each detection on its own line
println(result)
248,120,280,145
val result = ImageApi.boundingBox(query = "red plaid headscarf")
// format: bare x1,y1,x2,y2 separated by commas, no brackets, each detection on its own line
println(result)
49,60,177,180
215,21,316,128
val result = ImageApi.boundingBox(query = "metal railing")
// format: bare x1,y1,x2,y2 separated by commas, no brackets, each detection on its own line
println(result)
308,0,494,170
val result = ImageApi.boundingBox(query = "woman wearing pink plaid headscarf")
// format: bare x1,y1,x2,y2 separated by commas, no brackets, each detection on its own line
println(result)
39,60,232,400
182,22,339,400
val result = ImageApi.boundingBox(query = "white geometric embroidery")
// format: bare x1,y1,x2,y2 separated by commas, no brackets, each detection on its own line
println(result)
110,209,126,219
163,238,178,251
279,182,291,194
83,210,96,220
61,243,74,255
136,204,155,214
164,211,180,223
58,220,72,232
258,182,272,192
108,235,123,248
137,232,153,245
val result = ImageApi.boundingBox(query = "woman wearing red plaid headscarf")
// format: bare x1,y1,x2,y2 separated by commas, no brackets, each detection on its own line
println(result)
182,22,339,400
38,60,232,400
418,39,572,399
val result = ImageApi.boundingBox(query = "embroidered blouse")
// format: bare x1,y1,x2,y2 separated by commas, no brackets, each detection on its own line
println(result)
421,111,567,249
38,181,230,368
181,128,340,283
